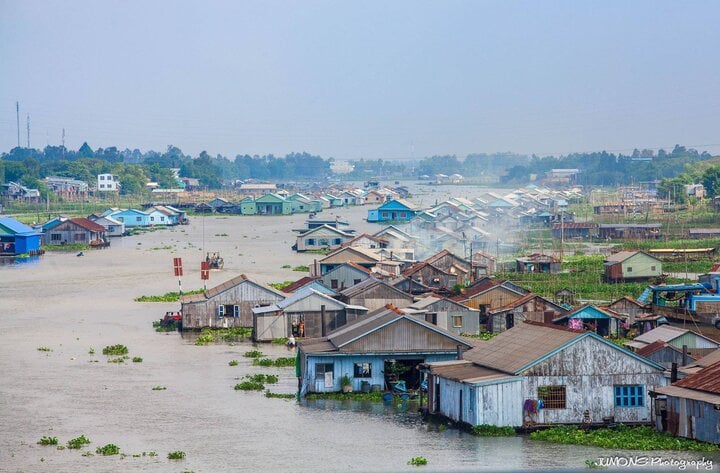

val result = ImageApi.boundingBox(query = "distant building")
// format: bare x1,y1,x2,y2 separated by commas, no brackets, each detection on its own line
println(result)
44,176,89,199
97,174,120,192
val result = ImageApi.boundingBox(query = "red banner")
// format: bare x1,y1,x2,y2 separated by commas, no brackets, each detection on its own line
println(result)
173,257,183,277
200,261,209,280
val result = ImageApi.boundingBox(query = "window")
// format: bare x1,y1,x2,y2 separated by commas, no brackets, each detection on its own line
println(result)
74,233,86,241
118,217,123,222
330,279,338,289
100,175,105,180
217,305,225,318
354,363,372,378
382,212,388,218
136,217,141,222
233,305,240,318
400,212,406,218
614,385,644,407
452,316,463,328
99,184,104,188
333,238,342,245
306,238,316,246
150,217,155,222
651,266,656,271
51,233,61,241
538,385,566,409
627,267,633,272
353,279,361,285
315,363,333,380
319,239,329,246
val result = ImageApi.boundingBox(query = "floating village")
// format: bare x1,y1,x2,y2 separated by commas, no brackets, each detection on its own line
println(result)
2,165,720,470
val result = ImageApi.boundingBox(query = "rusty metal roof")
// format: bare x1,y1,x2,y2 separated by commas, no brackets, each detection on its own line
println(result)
462,321,584,374
674,361,720,394
68,217,106,232
281,276,320,293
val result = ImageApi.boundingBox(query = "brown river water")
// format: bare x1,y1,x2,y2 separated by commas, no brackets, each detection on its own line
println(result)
2,185,718,472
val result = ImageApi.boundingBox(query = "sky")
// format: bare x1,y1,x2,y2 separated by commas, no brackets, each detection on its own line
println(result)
1,0,720,160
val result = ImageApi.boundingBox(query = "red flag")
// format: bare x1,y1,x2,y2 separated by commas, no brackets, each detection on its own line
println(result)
173,257,183,277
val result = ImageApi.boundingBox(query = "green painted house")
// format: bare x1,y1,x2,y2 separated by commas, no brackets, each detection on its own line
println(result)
254,193,292,215
240,197,257,215
604,251,662,283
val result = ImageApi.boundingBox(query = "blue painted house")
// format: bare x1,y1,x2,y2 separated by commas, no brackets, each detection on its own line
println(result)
108,208,150,227
367,199,421,223
0,217,42,255
553,304,624,337
298,308,471,394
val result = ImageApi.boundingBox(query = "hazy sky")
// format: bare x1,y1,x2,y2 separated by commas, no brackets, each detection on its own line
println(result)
2,0,719,160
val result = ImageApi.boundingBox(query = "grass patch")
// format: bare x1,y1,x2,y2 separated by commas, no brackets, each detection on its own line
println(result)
234,381,265,391
152,386,167,391
168,450,186,460
292,265,309,272
102,344,129,356
194,327,253,345
43,243,90,252
304,391,384,401
37,346,52,352
252,357,295,368
228,360,239,366
244,350,264,358
96,443,120,455
265,390,296,399
471,424,515,437
132,357,143,363
67,435,91,449
135,289,204,302
38,436,58,446
408,456,428,466
268,281,293,290
530,425,720,451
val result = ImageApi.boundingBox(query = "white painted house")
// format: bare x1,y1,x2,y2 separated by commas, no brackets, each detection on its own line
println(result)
97,174,120,192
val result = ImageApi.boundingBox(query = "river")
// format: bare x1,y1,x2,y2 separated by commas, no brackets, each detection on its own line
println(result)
1,184,717,472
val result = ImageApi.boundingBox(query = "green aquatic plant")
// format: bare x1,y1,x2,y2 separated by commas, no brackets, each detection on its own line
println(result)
244,350,264,358
38,436,58,446
132,356,143,363
228,360,239,366
152,386,167,391
102,344,128,356
264,390,296,399
37,347,52,352
234,381,264,391
67,435,91,449
408,456,428,466
471,425,515,437
168,450,186,460
96,444,120,456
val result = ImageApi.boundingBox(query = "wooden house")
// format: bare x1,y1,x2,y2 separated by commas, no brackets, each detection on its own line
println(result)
281,276,338,297
427,321,666,427
363,189,386,205
372,225,415,249
452,279,527,315
551,222,597,239
552,304,624,337
688,228,720,239
43,218,107,246
472,250,497,277
489,293,568,333
296,225,355,252
367,199,421,223
635,341,699,369
651,361,720,444
341,233,388,250
287,193,322,213
180,274,286,329
625,325,720,354
320,262,372,291
403,295,480,335
607,296,647,323
298,307,471,394
0,217,42,256
252,288,368,341
516,253,561,274
145,206,176,225
424,250,471,285
316,246,381,275
339,278,415,312
239,197,257,215
604,251,662,283
401,262,458,294
598,223,662,240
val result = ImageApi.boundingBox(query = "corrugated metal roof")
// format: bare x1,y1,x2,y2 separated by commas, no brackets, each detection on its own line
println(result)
281,276,320,293
69,218,106,233
0,217,39,236
634,325,689,345
692,348,720,368
462,321,583,374
652,385,720,405
674,361,720,394
181,274,286,303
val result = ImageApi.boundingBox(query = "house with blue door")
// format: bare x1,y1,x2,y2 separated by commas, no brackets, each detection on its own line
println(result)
298,307,471,395
427,321,667,427
367,199,421,223
0,217,42,255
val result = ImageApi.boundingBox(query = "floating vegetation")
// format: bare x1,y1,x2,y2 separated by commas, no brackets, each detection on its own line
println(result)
135,289,204,302
214,233,229,237
167,450,186,460
107,356,128,363
152,385,167,391
246,374,278,384
148,245,173,251
153,320,179,332
471,425,516,437
268,281,293,290
194,327,252,345
530,425,720,452
132,357,143,363
408,456,428,466
88,348,95,355
252,357,294,368
96,444,120,456
228,360,239,366
67,435,91,449
264,390,296,399
305,392,384,401
44,243,90,252
271,338,289,345
102,344,129,356
281,264,291,269
38,436,58,446
244,350,264,358
81,451,94,457
234,381,265,391
292,265,309,272
36,347,52,352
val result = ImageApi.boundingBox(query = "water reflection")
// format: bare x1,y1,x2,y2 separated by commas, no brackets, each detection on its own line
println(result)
0,255,42,267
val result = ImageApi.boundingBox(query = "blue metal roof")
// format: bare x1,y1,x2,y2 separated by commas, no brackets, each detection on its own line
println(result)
650,284,708,293
0,217,40,236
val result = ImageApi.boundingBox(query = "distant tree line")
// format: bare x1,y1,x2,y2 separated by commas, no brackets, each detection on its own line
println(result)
0,142,716,194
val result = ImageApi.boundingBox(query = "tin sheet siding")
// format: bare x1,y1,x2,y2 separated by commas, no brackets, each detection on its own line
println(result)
320,266,369,291
181,282,285,328
463,287,522,310
669,332,718,350
437,378,523,426
521,336,666,424
306,354,453,393
665,396,720,444
254,313,288,341
621,253,662,279
347,287,414,312
343,318,464,353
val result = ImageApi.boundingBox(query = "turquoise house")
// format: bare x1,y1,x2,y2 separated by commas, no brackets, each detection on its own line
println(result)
0,217,42,255
254,193,292,215
298,308,470,394
367,199,420,223
240,197,257,215
109,208,150,227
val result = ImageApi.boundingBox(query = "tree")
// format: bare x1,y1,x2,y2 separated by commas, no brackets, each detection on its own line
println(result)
78,142,94,158
702,166,720,198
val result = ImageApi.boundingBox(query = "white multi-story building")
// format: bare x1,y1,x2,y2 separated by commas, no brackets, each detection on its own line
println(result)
97,174,120,192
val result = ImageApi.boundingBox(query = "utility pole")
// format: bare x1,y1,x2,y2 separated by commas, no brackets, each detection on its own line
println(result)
16,102,20,148
26,115,30,148
62,128,66,159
